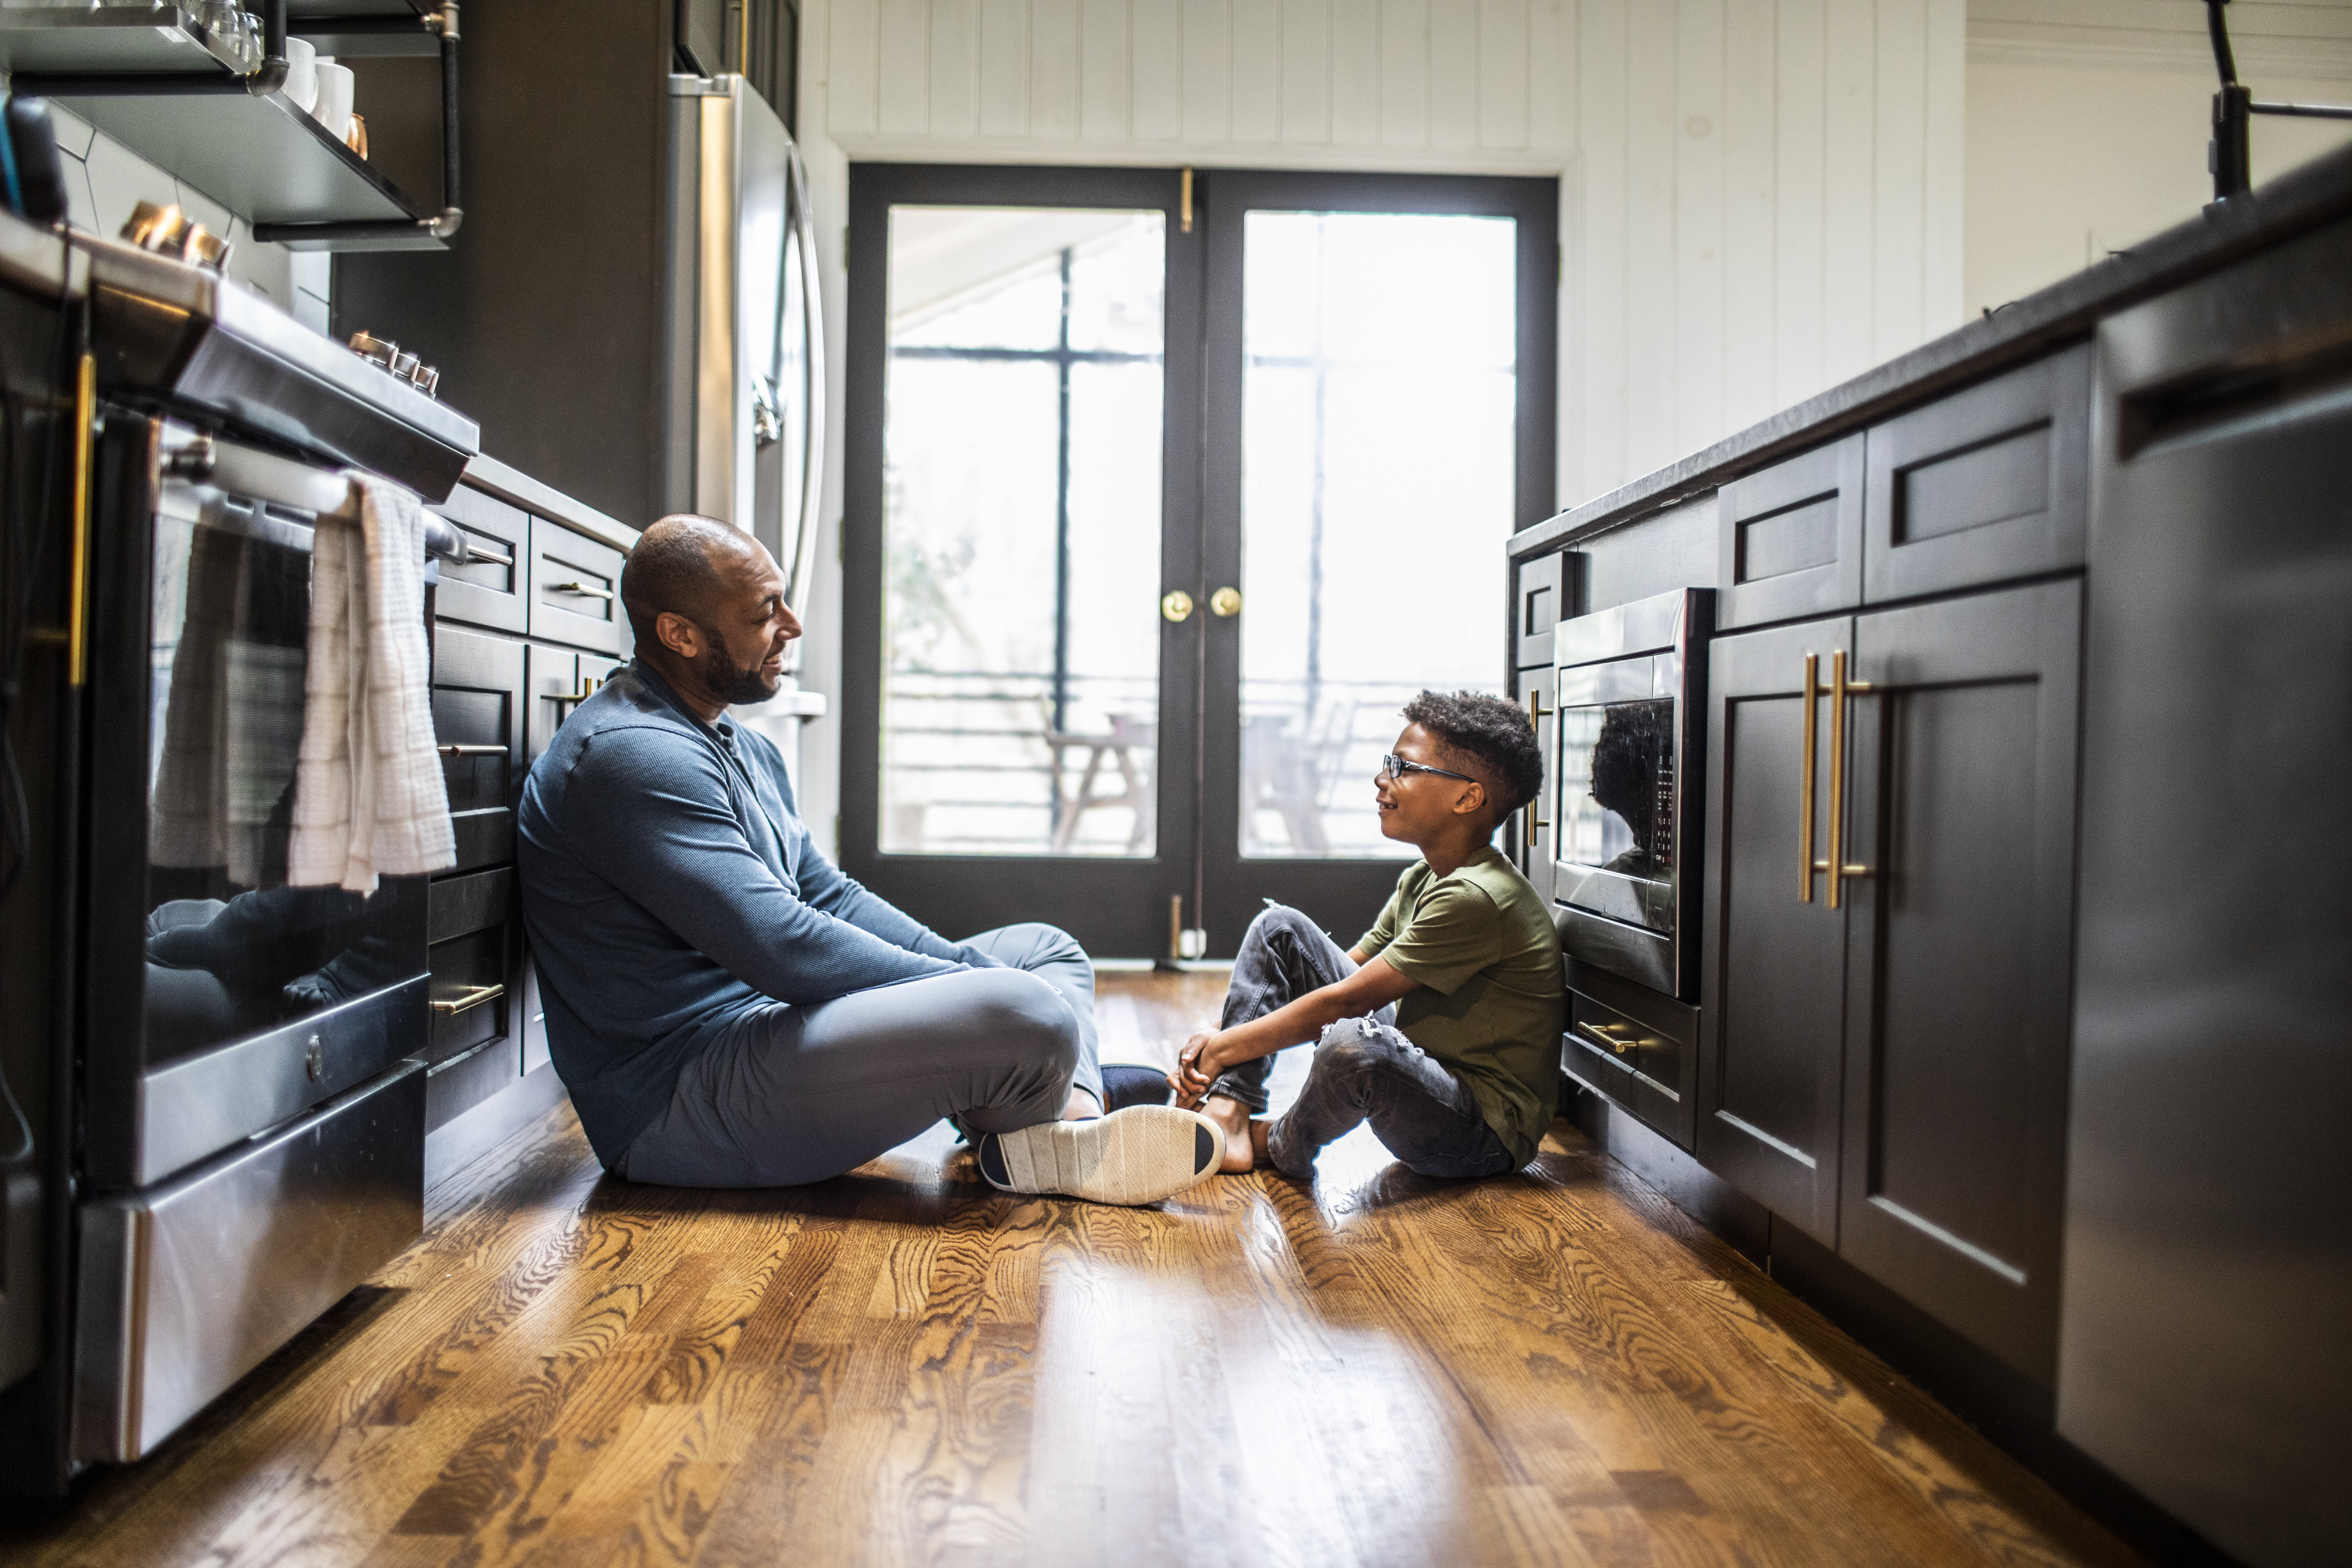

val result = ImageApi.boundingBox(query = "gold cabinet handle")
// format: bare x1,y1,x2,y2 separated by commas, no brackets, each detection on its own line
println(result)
436,743,506,758
430,983,506,1017
1821,649,1875,910
1209,586,1242,617
552,680,601,704
547,580,615,601
1800,653,1820,901
1576,1020,1652,1056
1524,687,1552,846
1160,590,1195,623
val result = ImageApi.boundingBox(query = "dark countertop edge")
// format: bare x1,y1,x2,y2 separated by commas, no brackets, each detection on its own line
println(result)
1510,139,2352,561
461,451,639,554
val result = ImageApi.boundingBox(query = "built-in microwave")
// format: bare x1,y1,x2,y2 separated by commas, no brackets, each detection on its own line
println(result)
1548,587,1713,1001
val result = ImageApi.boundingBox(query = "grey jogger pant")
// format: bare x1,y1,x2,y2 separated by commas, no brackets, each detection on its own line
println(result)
617,923,1104,1187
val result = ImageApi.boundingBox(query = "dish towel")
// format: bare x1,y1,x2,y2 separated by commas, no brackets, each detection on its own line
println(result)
289,473,455,893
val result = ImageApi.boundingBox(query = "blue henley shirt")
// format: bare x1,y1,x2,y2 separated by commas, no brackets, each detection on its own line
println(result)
517,661,982,1168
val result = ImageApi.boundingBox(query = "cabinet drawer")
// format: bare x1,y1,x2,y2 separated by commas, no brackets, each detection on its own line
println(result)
427,923,512,1064
430,486,531,635
1716,435,1864,630
1863,343,2090,603
1514,551,1564,667
429,624,523,874
528,517,626,654
427,867,513,946
1565,963,1698,1152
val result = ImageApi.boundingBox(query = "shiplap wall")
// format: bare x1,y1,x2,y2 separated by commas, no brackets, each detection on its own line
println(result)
789,0,1969,856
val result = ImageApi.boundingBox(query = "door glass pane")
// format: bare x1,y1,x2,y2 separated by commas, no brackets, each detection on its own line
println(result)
880,207,1166,856
1239,211,1518,858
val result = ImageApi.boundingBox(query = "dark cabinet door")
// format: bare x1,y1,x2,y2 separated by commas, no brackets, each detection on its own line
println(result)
1512,664,1555,902
1836,577,2080,1384
1698,615,1852,1244
430,486,531,635
527,517,626,654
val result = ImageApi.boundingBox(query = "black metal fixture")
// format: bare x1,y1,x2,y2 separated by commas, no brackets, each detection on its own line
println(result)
2203,0,2352,203
8,0,462,248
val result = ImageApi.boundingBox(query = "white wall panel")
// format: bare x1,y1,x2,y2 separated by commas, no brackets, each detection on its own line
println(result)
1281,0,1332,142
1183,0,1233,141
1233,0,1283,140
1478,0,1530,149
930,0,980,136
1032,0,1083,137
1329,0,1380,142
1132,0,1186,138
1079,0,1131,138
979,0,1031,135
1427,0,1481,150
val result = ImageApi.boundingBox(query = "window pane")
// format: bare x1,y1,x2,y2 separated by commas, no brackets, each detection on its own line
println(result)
880,207,1166,857
1238,211,1518,859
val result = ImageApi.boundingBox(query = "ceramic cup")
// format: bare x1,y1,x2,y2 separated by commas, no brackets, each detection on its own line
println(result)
312,59,354,144
282,36,316,114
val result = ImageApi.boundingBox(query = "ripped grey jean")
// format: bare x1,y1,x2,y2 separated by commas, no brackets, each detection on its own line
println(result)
1208,904,1516,1182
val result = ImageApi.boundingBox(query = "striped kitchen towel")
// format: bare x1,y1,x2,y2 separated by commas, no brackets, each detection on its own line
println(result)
289,472,455,892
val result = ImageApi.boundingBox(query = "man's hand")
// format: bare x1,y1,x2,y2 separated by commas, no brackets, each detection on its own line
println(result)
1170,1030,1224,1107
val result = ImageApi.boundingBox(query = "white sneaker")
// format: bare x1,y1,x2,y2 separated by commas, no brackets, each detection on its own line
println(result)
975,1105,1225,1205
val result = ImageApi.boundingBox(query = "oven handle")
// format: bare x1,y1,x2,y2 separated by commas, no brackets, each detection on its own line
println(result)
162,432,471,564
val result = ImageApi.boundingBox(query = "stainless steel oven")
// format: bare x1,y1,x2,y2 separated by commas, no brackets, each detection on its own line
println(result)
1549,588,1713,1001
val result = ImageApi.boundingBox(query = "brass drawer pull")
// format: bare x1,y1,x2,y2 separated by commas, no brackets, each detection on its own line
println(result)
1576,1020,1642,1056
436,743,506,758
431,983,506,1017
547,580,615,601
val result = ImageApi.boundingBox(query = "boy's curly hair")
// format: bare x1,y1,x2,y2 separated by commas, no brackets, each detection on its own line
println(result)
1400,690,1544,818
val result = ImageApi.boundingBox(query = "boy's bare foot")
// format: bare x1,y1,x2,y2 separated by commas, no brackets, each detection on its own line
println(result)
1201,1094,1256,1172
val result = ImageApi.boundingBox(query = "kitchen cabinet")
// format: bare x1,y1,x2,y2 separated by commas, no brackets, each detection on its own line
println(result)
424,467,634,1144
1716,434,1864,632
1701,576,2080,1382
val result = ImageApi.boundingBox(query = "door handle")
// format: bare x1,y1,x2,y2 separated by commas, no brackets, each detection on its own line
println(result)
547,580,615,601
1576,1020,1650,1056
1160,590,1195,623
1811,648,1875,910
436,743,506,758
1800,653,1820,899
430,983,506,1017
1209,586,1242,617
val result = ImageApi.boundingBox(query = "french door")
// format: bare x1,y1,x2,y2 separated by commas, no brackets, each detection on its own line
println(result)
841,164,1555,958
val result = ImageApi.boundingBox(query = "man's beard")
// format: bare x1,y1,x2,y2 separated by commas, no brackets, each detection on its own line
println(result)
695,634,782,706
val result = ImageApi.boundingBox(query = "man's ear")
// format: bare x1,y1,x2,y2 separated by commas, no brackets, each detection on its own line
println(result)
654,610,704,660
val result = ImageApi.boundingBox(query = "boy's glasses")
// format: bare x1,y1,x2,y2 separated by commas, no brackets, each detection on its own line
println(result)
1381,754,1478,785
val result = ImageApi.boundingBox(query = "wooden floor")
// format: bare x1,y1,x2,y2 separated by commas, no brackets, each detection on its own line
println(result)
2,972,2140,1568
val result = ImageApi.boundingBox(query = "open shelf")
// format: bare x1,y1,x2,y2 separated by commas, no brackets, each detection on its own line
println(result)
0,3,447,251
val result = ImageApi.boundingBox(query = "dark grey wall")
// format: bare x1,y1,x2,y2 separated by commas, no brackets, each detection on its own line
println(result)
335,0,674,529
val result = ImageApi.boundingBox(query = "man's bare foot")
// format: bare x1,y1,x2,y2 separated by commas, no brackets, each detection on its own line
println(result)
1200,1095,1256,1172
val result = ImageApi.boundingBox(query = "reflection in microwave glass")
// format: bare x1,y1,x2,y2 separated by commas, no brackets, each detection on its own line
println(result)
1562,698,1674,880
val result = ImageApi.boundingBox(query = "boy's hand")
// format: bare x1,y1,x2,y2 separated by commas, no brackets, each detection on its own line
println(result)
1169,1030,1223,1106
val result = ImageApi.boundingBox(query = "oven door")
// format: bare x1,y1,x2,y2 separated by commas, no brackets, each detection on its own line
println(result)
80,415,429,1190
1552,650,1686,996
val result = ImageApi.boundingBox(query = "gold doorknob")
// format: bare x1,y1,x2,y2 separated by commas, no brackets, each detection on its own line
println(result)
1161,590,1195,623
1210,586,1242,618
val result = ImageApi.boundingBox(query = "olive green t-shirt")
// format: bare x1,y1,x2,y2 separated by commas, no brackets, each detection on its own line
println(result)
1357,845,1567,1165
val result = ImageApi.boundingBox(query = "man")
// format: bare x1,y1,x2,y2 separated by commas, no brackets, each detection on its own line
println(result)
517,516,1222,1205
1172,692,1564,1182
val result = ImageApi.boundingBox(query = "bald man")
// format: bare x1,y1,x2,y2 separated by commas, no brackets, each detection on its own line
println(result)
516,517,1222,1205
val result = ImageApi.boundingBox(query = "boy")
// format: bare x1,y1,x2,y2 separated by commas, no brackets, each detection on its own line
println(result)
1173,691,1566,1181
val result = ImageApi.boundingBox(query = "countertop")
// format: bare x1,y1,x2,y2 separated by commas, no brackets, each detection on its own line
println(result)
1511,139,2352,560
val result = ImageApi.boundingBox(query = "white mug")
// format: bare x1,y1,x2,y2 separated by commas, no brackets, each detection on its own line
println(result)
312,59,354,144
282,36,316,114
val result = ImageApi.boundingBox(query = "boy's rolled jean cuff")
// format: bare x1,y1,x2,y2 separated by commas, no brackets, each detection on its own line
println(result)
1201,1070,1270,1112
